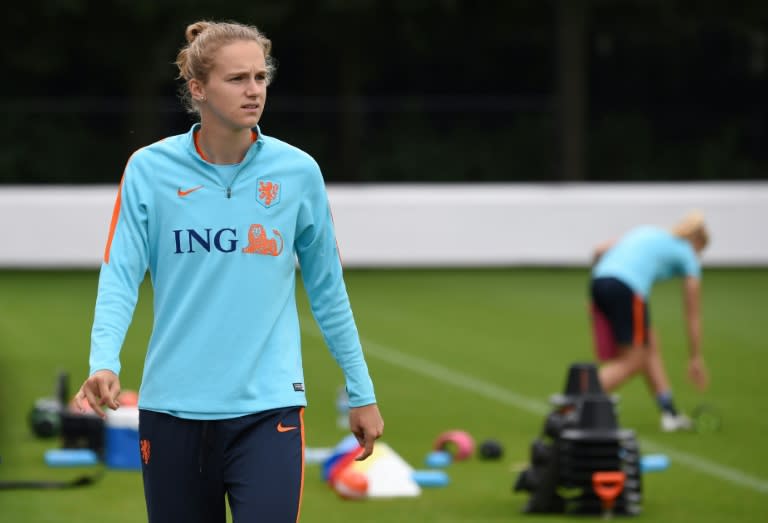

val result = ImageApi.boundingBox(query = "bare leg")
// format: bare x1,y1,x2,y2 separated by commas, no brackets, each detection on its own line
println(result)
642,329,687,425
642,329,671,396
598,344,647,393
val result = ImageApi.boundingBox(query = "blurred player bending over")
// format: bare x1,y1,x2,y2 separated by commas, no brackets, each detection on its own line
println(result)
589,211,710,432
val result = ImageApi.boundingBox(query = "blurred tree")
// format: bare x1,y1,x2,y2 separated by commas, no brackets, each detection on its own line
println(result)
0,0,766,184
557,0,588,181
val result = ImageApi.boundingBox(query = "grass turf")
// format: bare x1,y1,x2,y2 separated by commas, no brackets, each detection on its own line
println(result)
0,267,766,522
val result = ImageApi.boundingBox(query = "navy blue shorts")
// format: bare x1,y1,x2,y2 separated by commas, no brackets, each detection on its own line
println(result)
590,277,649,357
139,406,304,523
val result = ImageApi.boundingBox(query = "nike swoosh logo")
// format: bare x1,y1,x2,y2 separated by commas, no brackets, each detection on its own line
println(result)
177,185,203,197
277,422,298,433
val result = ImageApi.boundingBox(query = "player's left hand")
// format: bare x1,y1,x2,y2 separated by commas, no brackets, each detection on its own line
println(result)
349,403,384,461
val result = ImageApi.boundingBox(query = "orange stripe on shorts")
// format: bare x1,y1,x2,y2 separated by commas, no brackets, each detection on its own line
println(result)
632,295,645,346
295,407,306,523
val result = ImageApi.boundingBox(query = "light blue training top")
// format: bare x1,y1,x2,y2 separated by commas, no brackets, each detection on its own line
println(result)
592,225,701,298
89,124,376,419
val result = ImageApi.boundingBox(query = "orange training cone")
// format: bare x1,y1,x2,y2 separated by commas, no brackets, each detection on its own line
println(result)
592,471,625,519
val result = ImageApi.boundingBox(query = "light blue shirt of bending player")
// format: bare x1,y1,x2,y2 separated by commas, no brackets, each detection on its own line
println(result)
592,225,701,298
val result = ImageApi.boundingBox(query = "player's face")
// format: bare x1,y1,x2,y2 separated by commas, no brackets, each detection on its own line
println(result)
693,236,706,254
200,41,268,131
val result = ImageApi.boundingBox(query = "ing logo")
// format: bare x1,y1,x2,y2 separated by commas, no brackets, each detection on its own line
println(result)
173,224,283,257
257,180,280,208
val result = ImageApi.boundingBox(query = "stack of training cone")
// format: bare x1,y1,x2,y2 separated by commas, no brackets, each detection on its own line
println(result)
513,362,642,516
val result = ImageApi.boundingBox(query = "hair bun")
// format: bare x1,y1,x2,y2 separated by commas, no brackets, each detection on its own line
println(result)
186,21,210,43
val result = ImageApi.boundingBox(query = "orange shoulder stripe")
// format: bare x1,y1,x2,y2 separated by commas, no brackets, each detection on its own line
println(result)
103,176,124,264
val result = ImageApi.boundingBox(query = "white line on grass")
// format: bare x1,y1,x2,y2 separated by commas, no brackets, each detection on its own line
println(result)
306,329,768,495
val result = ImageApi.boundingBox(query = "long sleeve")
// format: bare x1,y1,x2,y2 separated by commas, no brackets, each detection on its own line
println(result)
295,170,375,407
89,159,150,376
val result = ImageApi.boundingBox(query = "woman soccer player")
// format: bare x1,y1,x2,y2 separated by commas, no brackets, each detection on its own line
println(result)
74,20,383,522
589,210,710,432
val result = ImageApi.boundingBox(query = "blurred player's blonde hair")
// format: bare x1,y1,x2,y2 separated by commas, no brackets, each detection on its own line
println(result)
672,210,709,250
174,20,277,114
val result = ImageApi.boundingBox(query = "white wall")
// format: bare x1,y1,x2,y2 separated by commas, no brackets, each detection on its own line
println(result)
1,183,766,268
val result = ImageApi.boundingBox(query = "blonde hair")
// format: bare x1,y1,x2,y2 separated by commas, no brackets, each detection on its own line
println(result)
672,210,709,250
175,20,277,114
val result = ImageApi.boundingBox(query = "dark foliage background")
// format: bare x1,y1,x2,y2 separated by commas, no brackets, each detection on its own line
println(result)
2,0,766,184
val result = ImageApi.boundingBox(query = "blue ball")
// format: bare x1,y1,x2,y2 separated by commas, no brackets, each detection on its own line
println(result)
412,469,450,487
640,454,670,472
425,450,452,468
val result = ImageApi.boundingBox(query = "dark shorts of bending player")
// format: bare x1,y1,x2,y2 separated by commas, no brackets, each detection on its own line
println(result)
139,406,305,523
590,277,649,361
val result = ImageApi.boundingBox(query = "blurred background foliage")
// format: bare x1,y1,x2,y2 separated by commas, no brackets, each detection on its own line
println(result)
1,0,766,184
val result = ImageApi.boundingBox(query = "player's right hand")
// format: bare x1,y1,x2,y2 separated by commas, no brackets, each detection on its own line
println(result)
74,369,122,419
349,403,384,461
688,355,709,391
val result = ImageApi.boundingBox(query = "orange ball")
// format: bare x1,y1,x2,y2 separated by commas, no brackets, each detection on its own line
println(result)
332,467,368,500
119,390,139,407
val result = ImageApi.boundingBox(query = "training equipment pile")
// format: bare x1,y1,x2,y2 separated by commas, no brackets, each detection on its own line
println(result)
513,363,642,516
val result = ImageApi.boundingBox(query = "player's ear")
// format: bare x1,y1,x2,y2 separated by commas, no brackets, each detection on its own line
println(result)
188,79,205,101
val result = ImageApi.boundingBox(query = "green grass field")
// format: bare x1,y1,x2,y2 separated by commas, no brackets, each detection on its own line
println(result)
1,268,766,522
